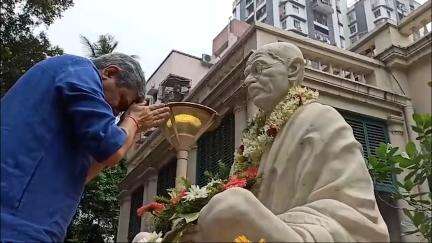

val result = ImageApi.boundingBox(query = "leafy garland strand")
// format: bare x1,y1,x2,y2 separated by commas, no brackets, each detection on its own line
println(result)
233,85,319,175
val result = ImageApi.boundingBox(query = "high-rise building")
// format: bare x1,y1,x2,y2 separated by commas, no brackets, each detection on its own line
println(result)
346,0,421,45
232,0,349,48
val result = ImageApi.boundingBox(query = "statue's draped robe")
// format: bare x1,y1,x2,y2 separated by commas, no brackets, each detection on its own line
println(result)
194,103,389,242
254,103,389,241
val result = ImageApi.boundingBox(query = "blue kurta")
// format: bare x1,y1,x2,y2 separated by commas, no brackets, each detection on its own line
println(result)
1,55,127,242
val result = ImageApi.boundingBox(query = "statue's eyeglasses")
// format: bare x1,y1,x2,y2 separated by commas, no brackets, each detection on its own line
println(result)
247,60,284,78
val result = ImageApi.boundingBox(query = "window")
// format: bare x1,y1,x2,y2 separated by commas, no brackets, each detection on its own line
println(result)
294,19,301,30
314,11,327,26
293,5,300,14
410,4,414,10
257,5,267,19
387,10,391,17
157,159,176,197
349,24,357,34
197,114,235,186
281,19,287,29
348,11,356,22
128,186,144,242
398,12,404,20
374,9,381,18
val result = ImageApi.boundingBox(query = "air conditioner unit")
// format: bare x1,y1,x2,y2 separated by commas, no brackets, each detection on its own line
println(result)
201,54,214,66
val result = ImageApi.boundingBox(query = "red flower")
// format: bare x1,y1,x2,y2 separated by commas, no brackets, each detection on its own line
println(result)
224,176,247,190
266,124,279,138
238,144,245,154
244,166,259,180
170,189,187,205
296,94,303,105
137,202,166,217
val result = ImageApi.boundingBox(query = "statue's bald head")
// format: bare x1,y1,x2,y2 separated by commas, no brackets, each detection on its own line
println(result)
244,42,305,113
253,42,303,65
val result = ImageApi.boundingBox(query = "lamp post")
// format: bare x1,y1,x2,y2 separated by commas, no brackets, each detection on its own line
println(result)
161,102,218,189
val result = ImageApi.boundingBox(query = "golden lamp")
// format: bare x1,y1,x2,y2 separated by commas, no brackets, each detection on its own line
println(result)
161,102,219,188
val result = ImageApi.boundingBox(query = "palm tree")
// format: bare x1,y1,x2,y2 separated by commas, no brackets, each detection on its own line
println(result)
80,34,119,58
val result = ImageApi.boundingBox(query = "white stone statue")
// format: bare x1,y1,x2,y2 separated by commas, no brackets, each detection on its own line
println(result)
183,42,390,242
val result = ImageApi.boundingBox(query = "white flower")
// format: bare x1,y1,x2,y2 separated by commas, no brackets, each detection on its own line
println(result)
206,179,223,188
184,185,208,201
132,231,163,243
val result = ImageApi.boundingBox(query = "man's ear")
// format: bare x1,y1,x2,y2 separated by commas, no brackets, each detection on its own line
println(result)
102,65,121,78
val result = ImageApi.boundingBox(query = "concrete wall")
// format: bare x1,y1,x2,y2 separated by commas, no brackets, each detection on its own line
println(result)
145,51,210,96
407,55,432,114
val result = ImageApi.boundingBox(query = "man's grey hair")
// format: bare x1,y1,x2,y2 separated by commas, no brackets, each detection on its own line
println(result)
92,53,145,99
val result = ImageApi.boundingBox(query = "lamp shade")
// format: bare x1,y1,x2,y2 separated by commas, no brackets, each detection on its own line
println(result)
161,102,218,151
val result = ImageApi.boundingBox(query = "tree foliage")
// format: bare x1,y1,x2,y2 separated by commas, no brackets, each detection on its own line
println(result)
0,0,73,96
67,160,127,242
80,34,119,58
368,114,431,241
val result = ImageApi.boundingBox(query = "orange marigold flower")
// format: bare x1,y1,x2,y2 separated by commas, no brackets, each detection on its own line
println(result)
234,235,251,243
137,202,165,217
224,177,247,190
170,189,187,205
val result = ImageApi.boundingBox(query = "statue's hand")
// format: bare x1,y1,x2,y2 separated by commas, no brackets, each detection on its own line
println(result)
182,187,262,242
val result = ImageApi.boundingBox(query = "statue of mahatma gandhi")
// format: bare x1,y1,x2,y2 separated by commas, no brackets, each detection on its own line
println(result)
183,42,390,242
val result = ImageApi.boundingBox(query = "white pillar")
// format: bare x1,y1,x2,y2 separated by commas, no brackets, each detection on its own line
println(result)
234,102,247,148
141,172,158,232
116,191,131,243
176,150,189,189
187,145,198,185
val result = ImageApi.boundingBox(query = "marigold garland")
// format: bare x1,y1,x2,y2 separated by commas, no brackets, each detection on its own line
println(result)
233,85,319,176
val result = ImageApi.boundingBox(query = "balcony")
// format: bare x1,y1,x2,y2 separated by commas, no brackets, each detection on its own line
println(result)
372,0,393,10
256,0,266,9
159,74,191,103
314,32,331,44
311,0,334,15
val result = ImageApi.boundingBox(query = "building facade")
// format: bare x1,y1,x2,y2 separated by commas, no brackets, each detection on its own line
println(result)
347,0,421,46
117,2,431,241
232,0,349,48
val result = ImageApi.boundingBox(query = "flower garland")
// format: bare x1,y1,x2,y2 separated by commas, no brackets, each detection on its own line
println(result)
134,85,319,242
233,85,319,176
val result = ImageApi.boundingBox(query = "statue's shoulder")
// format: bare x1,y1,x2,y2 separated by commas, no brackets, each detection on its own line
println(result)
297,102,345,125
301,102,339,116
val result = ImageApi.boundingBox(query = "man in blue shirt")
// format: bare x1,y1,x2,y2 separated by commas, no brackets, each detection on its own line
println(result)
1,53,171,242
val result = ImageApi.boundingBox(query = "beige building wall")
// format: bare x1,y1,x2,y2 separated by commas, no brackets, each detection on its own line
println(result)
145,51,210,93
407,55,432,114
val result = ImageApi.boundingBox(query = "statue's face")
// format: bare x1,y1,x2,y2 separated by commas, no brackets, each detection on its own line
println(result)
244,53,291,112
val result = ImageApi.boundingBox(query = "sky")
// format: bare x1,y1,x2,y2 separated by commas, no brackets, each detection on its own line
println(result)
46,0,426,78
47,0,234,78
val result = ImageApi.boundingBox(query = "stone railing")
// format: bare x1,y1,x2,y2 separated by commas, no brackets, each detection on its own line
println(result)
304,57,368,84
